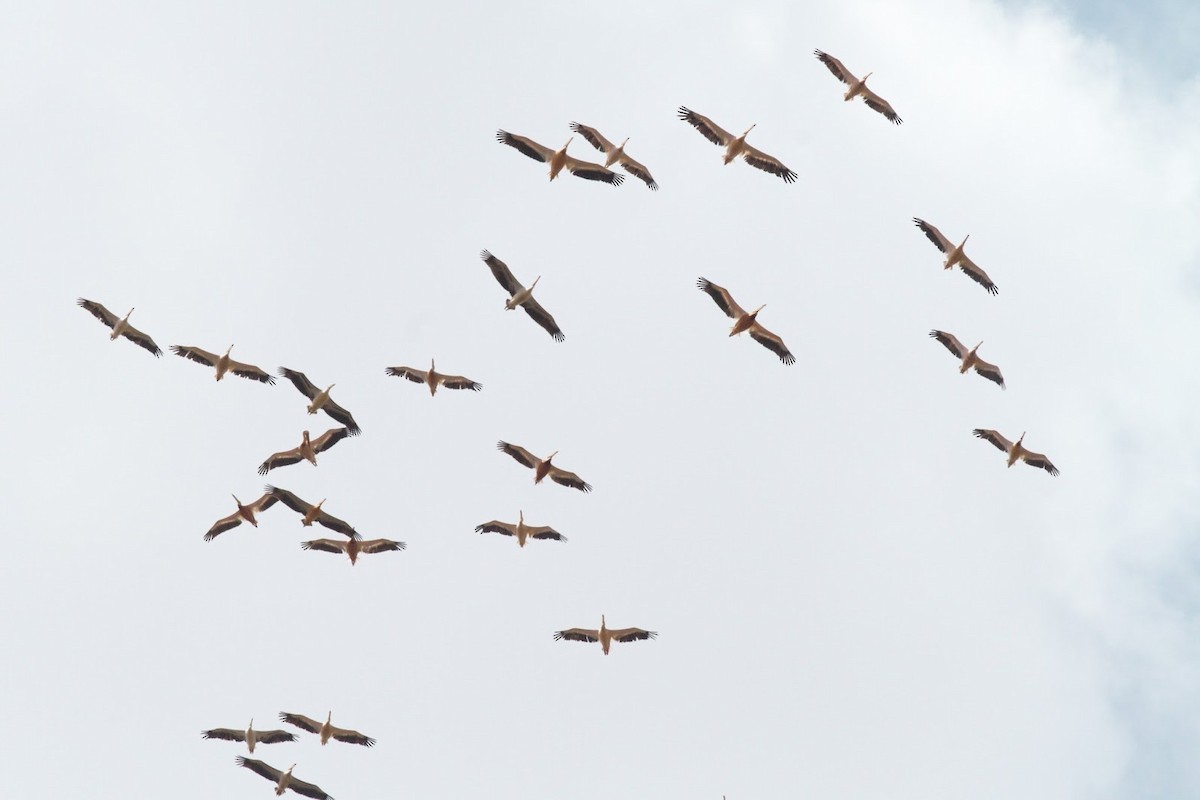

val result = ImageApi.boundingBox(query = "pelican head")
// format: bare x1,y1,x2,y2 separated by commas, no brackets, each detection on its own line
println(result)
562,138,573,152
325,384,335,393
601,614,607,628
960,234,970,247
249,718,254,728
972,341,983,352
530,275,541,290
285,763,296,774
1017,431,1026,444
518,509,524,523
124,308,134,319
750,303,766,316
741,124,757,138
430,357,436,371
232,494,243,507
862,71,873,82
225,344,234,354
545,450,558,463
619,137,629,150
316,499,326,510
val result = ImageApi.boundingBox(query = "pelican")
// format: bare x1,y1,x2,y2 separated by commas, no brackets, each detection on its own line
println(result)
475,511,567,547
480,250,564,341
972,429,1059,475
205,491,280,541
813,50,903,124
677,107,797,183
929,331,1005,388
912,218,999,295
202,720,296,752
553,615,657,655
76,298,162,356
386,359,482,395
278,368,361,434
264,486,359,538
568,122,659,189
170,344,275,384
257,428,353,475
497,441,592,492
301,537,406,565
697,278,795,364
235,758,333,800
280,711,375,747
496,130,625,185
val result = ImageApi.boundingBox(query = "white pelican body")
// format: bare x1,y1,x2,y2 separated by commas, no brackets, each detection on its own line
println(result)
278,368,361,433
76,298,163,356
475,510,567,548
301,537,405,565
814,50,903,124
913,218,998,295
497,441,592,492
929,330,1005,388
677,107,797,183
265,486,360,538
258,428,352,475
235,758,332,799
569,122,659,189
202,719,296,752
554,615,657,655
972,429,1059,475
170,344,275,384
280,711,375,747
697,278,795,364
386,359,482,396
480,251,565,341
496,130,625,185
205,491,280,541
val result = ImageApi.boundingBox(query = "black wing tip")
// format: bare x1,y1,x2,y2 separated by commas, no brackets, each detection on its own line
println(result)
677,105,693,119
971,429,989,438
780,354,796,365
479,249,493,260
552,331,565,342
987,285,999,295
256,464,271,476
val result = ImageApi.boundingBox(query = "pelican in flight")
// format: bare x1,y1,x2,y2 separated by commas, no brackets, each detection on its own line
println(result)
496,130,625,185
972,429,1059,476
204,491,280,541
677,107,797,183
554,615,657,655
386,359,482,395
480,250,564,341
264,486,359,539
912,218,999,295
278,368,361,434
202,720,296,752
813,50,903,124
497,441,592,492
235,758,333,800
76,298,162,356
475,511,567,547
280,711,376,747
301,537,406,565
697,278,795,364
929,331,1005,388
568,122,659,189
170,344,275,384
257,428,353,475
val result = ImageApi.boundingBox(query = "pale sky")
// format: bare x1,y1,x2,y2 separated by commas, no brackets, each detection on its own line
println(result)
2,1,1199,798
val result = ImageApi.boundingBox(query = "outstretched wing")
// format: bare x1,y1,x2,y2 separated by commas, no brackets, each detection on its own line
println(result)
564,156,625,185
554,628,600,643
749,323,796,365
972,357,1006,389
568,121,616,153
310,427,352,454
547,466,592,493
385,366,429,385
521,297,565,341
170,344,219,367
497,441,540,469
1021,450,1059,476
236,756,283,784
608,627,657,643
813,49,855,84
740,142,798,183
360,539,406,554
677,106,734,146
258,447,304,476
228,359,276,384
861,86,902,124
912,218,953,254
697,277,745,319
77,298,119,328
318,397,361,435
278,368,320,400
929,330,967,359
301,538,347,555
440,374,482,391
618,153,658,190
279,712,323,734
496,130,555,162
958,255,999,296
330,726,376,747
972,428,1013,453
528,526,567,542
284,775,334,800
476,521,517,537
202,728,246,743
480,250,524,296
204,512,244,542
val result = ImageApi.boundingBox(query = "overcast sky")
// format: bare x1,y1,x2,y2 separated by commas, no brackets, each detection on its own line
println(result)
2,1,1199,798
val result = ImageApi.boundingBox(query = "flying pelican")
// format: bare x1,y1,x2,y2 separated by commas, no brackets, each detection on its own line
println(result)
170,344,275,384
278,368,361,434
257,428,353,475
280,711,376,747
496,130,625,185
553,615,657,655
301,537,406,565
264,486,360,539
568,122,659,189
677,107,797,183
205,491,281,541
496,441,592,492
972,429,1059,475
813,50,903,124
697,278,795,364
912,218,999,295
475,511,567,547
929,330,1005,388
235,758,333,800
480,250,564,341
76,298,162,356
386,359,482,395
202,720,296,752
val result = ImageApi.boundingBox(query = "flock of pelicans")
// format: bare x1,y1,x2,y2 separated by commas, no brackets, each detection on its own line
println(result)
76,47,1060,800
